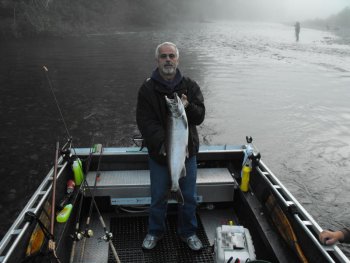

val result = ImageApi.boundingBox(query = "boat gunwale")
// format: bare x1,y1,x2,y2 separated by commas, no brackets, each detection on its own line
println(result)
257,161,350,263
0,157,68,263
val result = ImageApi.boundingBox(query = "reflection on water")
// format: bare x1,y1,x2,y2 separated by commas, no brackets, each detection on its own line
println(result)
1,21,350,254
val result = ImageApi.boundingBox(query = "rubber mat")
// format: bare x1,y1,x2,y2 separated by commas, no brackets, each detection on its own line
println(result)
109,214,214,262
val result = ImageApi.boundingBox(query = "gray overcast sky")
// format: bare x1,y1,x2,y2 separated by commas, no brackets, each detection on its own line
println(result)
210,0,349,22
284,0,350,20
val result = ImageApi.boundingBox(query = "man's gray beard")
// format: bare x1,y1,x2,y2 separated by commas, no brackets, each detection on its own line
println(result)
161,66,176,76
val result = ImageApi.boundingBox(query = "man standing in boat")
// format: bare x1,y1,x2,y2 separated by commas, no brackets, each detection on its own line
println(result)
136,42,205,251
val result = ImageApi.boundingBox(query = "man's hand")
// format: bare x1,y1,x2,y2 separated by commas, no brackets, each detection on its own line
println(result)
181,94,189,108
319,230,344,245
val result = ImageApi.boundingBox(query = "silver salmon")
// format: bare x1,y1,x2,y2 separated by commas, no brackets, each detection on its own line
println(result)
165,93,189,205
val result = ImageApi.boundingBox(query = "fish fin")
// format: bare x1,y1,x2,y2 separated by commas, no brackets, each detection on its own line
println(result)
176,189,184,205
159,143,166,156
168,190,184,205
183,115,188,129
180,166,186,178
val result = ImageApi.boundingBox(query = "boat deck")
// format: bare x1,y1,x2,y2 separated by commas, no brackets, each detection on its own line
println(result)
70,208,235,263
72,167,238,262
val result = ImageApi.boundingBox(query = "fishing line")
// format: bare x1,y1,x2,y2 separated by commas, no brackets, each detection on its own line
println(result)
42,66,96,170
43,66,71,140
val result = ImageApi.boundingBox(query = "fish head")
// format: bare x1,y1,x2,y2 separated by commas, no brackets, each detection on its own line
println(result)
165,93,185,116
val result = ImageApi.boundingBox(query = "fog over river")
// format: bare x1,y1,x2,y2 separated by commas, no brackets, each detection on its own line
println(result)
1,20,350,255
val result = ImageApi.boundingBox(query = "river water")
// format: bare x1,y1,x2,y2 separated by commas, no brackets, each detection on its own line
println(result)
1,20,350,255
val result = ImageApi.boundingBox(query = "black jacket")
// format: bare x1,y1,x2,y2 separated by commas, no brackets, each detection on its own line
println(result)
341,228,350,243
136,70,205,165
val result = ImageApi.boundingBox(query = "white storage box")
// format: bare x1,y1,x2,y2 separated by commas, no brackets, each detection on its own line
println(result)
214,225,256,263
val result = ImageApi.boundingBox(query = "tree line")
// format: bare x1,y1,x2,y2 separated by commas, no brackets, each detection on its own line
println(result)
0,0,194,38
0,0,349,39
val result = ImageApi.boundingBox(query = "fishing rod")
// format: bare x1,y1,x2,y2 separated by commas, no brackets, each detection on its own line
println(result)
79,144,103,262
78,146,120,263
48,141,61,263
69,187,84,263
69,141,94,263
78,144,120,263
67,140,121,262
43,66,120,262
50,142,59,235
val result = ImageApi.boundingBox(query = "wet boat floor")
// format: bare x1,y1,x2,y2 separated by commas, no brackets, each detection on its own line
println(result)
109,214,214,263
72,208,235,262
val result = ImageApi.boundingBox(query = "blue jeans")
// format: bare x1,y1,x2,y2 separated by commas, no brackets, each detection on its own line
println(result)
148,156,198,238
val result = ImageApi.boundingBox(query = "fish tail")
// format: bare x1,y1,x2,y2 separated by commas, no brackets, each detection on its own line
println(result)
176,189,184,205
168,189,185,205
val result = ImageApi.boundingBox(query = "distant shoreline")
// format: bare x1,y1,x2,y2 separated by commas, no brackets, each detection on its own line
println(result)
1,16,350,46
306,25,350,45
332,28,350,45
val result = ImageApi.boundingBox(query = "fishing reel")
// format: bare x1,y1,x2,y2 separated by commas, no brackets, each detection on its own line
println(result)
71,229,94,241
245,136,261,167
83,229,94,238
70,231,83,241
99,231,113,242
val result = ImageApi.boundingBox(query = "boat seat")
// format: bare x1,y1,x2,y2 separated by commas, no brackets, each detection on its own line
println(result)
85,168,235,204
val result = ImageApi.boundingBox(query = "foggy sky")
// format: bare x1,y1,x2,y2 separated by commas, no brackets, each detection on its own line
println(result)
206,0,349,22
284,0,350,20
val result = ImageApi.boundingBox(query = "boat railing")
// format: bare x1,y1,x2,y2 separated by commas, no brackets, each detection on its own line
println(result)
0,156,68,263
257,160,350,263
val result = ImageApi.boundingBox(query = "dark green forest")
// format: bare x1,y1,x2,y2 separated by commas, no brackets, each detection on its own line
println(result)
0,0,204,38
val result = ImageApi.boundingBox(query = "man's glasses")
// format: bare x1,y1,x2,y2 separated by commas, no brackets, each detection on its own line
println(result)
159,53,176,59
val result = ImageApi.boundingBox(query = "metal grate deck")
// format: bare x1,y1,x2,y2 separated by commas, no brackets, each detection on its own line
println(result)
108,215,214,263
71,213,110,263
